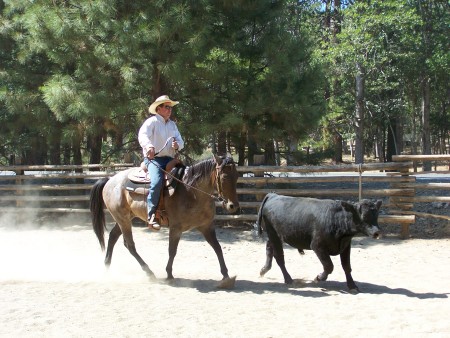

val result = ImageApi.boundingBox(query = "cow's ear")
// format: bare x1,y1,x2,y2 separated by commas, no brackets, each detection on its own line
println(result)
376,200,382,211
341,201,356,213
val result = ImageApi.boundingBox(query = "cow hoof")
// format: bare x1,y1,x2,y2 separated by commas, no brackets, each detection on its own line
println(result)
217,276,236,289
260,267,270,277
164,278,176,285
284,278,294,285
315,273,328,282
348,288,359,294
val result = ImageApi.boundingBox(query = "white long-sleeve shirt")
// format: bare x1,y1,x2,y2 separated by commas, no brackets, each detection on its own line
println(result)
138,114,184,157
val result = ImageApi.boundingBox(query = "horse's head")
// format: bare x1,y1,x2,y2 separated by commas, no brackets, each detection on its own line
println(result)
214,154,240,213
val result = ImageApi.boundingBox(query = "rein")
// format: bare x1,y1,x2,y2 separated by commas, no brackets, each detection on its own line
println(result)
150,159,228,202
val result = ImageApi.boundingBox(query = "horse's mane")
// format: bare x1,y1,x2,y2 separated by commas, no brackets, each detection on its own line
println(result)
183,158,216,187
183,156,234,188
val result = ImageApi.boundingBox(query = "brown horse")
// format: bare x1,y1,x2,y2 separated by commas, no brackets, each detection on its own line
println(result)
90,154,239,287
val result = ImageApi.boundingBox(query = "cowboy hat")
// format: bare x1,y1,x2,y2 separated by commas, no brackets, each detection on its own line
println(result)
148,95,179,114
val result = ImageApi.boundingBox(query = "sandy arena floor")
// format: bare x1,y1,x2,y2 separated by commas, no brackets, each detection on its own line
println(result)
0,220,449,338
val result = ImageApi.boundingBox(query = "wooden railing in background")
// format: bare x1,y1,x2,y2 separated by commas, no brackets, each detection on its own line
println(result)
0,164,132,213
228,162,416,238
1,157,449,238
390,155,450,236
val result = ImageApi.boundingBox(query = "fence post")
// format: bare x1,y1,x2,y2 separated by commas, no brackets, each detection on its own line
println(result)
390,166,414,239
13,156,25,224
253,155,265,202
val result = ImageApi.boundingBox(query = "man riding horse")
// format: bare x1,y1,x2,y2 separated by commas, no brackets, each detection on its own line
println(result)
138,95,184,231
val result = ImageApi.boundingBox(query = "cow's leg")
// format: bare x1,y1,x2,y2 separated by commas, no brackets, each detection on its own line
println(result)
313,249,334,282
260,240,274,277
340,244,358,292
266,226,293,284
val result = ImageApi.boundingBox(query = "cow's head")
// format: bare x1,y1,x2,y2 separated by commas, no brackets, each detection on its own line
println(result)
341,199,383,238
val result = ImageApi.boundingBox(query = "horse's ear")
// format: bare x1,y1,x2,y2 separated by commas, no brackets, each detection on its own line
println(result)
213,153,223,165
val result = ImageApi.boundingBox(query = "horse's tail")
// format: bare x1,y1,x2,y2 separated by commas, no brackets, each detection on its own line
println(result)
90,177,109,251
255,193,273,237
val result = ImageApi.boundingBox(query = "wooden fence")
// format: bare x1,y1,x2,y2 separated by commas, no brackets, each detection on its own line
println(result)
1,156,449,238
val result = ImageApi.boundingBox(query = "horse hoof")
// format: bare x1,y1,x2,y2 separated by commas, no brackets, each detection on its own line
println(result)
217,276,236,289
260,267,269,277
147,272,156,280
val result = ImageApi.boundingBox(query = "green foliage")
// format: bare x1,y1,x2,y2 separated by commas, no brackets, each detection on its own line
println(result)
318,0,449,158
1,0,448,165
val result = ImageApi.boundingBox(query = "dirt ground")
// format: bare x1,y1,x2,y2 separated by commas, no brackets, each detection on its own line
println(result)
0,219,449,338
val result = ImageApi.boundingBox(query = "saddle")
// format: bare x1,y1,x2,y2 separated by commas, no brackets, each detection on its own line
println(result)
125,158,186,226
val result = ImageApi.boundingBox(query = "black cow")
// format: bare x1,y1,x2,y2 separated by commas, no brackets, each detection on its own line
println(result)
256,193,382,292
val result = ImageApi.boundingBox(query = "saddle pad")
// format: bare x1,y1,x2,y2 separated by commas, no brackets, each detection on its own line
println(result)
128,167,150,184
125,181,149,195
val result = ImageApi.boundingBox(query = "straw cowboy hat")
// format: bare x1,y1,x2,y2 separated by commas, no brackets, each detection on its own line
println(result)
148,95,179,114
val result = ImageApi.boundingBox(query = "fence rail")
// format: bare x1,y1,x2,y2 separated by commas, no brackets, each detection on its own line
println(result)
2,156,450,238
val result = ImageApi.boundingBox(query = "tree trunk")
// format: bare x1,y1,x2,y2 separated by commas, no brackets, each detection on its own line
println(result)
151,59,168,99
397,118,404,155
24,133,47,165
63,144,71,165
375,125,385,162
72,131,83,184
332,0,341,35
49,122,62,165
217,130,227,155
333,131,343,163
421,76,432,171
386,118,397,162
211,133,217,154
88,133,103,164
264,140,276,165
274,140,280,166
354,62,365,164
247,134,257,166
72,137,82,166
237,131,246,166
287,137,298,165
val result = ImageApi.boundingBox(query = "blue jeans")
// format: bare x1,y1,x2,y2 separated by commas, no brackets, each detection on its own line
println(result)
144,156,173,219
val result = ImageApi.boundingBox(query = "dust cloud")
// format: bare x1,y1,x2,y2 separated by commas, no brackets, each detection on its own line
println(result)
0,212,154,284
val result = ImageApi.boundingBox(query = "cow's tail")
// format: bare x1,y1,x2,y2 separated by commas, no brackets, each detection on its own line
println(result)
255,193,272,237
90,177,109,251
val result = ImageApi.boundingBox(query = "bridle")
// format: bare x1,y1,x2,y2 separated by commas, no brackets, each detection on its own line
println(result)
212,158,236,206
150,156,235,205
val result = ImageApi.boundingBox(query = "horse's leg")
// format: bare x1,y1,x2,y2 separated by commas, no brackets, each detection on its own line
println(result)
105,223,122,266
200,227,230,280
119,220,155,279
166,228,182,280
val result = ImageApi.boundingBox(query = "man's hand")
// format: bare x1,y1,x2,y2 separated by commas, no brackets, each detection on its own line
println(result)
146,147,155,159
172,139,179,150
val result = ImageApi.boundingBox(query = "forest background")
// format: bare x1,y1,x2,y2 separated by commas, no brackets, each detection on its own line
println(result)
0,0,448,168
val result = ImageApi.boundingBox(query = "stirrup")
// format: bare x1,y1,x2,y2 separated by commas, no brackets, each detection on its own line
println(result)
147,214,161,231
